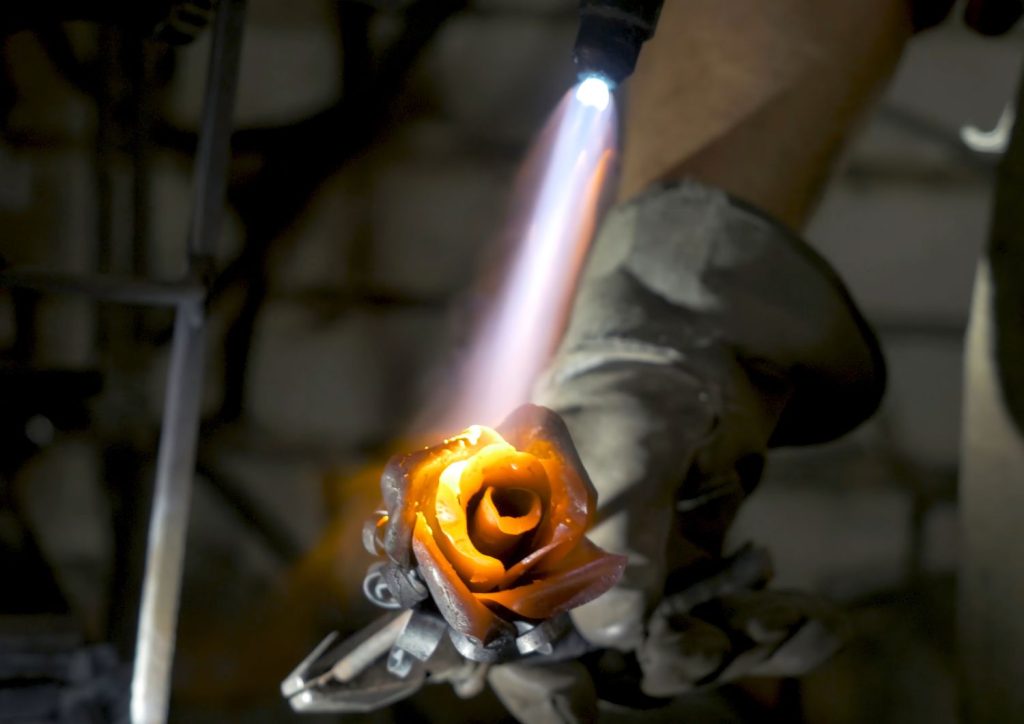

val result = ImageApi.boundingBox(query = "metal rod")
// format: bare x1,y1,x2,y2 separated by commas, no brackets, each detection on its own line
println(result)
129,301,206,724
130,0,246,721
0,268,203,308
188,0,246,269
95,24,116,274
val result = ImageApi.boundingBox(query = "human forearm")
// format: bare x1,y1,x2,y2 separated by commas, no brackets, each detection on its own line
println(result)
619,0,914,230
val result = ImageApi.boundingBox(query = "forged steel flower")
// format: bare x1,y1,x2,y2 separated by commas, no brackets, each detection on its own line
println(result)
374,404,626,649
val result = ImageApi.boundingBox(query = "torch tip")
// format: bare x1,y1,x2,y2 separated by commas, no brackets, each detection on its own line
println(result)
575,74,612,111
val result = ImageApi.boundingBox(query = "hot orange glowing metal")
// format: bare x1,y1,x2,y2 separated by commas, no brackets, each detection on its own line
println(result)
376,405,625,645
280,87,622,711
307,84,617,607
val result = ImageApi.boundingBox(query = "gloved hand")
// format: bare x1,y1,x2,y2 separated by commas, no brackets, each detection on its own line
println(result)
487,180,885,721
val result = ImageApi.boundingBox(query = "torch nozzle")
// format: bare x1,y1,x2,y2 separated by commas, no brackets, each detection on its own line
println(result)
573,0,665,86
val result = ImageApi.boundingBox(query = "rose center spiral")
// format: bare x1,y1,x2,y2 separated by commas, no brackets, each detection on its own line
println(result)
469,486,542,562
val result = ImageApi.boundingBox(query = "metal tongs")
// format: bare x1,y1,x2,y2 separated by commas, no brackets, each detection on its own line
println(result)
280,561,579,713
281,607,477,713
280,545,773,713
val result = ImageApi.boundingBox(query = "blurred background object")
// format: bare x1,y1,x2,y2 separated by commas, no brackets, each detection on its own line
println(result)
0,0,1020,721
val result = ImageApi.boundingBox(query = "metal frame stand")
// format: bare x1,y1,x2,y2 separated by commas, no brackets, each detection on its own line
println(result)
0,1,247,721
131,1,245,720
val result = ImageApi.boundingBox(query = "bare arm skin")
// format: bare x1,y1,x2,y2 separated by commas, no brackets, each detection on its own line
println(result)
619,0,914,230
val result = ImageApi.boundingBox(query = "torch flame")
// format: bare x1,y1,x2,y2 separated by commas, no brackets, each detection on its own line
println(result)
427,82,618,433
285,88,618,664
576,74,612,111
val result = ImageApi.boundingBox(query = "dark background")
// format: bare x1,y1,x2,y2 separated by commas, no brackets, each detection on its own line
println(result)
0,0,1019,720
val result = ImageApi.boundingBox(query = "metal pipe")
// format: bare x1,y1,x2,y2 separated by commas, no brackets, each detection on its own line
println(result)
188,0,246,272
130,0,246,721
0,268,204,308
129,300,206,724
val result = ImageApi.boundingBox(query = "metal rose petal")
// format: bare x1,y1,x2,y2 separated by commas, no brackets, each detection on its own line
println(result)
498,405,597,512
431,453,508,591
493,537,566,590
410,512,510,645
497,405,598,572
375,406,624,645
430,442,551,592
380,426,503,566
470,485,543,559
476,539,627,620
380,447,438,567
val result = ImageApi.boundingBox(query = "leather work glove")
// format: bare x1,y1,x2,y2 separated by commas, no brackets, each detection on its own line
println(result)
487,180,886,721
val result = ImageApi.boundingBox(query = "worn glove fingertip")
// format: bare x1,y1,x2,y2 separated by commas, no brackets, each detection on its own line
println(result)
746,618,844,679
570,586,647,652
638,615,732,698
489,662,598,724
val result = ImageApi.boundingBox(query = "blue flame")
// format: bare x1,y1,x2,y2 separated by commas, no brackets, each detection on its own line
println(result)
434,81,617,430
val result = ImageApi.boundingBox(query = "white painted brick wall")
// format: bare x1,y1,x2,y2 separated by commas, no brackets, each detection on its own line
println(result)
421,12,577,144
369,153,511,296
809,181,989,325
166,0,340,127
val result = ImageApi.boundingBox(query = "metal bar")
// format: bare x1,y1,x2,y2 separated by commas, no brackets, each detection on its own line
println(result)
188,0,246,269
0,268,203,308
130,35,152,281
130,35,154,343
130,0,246,721
95,24,116,274
130,301,206,724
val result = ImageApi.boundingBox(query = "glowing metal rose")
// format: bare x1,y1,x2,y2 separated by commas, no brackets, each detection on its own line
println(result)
372,405,626,651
